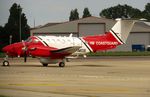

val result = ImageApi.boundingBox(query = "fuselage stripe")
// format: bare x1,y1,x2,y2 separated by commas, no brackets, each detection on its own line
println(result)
78,37,92,52
110,29,124,44
36,36,49,47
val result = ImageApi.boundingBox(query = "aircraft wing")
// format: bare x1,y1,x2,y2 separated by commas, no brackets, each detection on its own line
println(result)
28,45,81,58
51,46,81,54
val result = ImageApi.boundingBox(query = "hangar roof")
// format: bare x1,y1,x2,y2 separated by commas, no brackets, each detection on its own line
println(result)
132,22,150,32
31,16,115,33
31,16,150,34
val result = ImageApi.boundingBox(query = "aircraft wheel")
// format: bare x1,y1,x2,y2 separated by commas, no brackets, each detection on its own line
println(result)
43,64,48,67
66,58,70,62
59,62,65,67
3,61,9,66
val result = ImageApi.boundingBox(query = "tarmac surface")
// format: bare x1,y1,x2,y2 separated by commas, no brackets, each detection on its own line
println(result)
0,56,150,97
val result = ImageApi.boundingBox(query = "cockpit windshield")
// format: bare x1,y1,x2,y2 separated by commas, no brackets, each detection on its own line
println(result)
33,39,39,43
25,37,39,43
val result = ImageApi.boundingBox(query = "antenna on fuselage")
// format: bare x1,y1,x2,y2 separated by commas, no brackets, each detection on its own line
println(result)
69,33,73,37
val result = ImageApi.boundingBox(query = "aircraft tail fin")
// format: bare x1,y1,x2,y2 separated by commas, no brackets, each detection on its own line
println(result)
110,19,136,44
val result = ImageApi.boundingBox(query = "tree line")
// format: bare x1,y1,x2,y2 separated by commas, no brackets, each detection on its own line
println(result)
100,3,150,20
69,3,150,21
69,7,92,21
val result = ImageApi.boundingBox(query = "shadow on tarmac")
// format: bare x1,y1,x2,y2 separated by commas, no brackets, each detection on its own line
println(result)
1,64,59,68
1,64,112,68
79,64,112,67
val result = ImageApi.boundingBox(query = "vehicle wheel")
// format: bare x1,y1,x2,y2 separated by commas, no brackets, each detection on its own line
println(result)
59,62,65,67
3,61,9,66
43,64,48,67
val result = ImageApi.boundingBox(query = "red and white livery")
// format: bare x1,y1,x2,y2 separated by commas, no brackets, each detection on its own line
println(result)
2,19,135,67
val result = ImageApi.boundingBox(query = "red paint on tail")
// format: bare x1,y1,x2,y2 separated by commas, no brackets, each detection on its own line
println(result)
83,32,122,52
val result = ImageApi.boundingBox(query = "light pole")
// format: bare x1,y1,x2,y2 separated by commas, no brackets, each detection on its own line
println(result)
19,9,21,42
9,35,12,44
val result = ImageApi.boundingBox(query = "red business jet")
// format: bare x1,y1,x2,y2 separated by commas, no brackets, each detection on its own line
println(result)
2,19,135,67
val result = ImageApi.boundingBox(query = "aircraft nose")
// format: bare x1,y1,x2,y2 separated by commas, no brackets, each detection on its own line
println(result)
2,42,24,56
2,45,11,53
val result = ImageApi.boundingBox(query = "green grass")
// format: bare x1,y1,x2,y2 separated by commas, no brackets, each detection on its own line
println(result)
0,51,150,58
87,51,150,56
0,95,10,97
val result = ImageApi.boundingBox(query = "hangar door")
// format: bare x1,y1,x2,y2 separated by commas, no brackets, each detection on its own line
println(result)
78,23,105,36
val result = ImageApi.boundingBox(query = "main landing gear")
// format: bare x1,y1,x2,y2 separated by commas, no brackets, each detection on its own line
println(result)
59,61,65,67
42,59,65,67
2,55,9,66
42,64,48,67
59,59,65,67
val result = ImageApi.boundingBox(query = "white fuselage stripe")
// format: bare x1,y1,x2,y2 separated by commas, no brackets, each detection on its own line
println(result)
35,36,47,46
80,37,93,52
110,30,123,44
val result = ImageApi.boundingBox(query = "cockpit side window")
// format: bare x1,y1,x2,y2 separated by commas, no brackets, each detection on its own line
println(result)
33,39,39,43
25,37,32,43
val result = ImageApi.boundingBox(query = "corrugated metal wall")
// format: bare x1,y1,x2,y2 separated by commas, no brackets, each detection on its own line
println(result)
111,32,150,51
78,23,105,36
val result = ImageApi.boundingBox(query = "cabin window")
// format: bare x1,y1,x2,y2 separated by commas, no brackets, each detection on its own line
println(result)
57,39,60,41
33,39,39,43
47,39,51,42
52,39,55,43
67,39,71,42
61,39,65,43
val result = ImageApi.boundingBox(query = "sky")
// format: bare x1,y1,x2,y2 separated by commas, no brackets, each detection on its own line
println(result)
0,0,150,27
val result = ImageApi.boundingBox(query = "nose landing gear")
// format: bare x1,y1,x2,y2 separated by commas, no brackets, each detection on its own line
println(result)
2,55,9,66
3,61,9,66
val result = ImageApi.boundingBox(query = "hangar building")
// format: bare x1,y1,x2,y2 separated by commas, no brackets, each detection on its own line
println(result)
30,16,150,51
